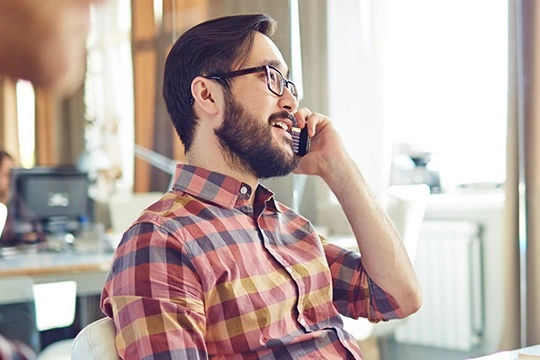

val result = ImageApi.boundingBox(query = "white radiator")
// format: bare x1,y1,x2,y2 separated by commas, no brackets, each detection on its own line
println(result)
395,220,484,351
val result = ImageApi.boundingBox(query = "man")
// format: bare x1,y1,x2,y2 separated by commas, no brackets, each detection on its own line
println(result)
0,150,44,247
101,14,421,359
0,150,13,206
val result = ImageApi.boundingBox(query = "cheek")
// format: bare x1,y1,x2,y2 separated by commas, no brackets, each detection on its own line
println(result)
238,100,273,124
234,86,276,118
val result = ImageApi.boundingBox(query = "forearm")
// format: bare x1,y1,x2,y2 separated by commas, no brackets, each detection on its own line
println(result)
321,153,422,316
291,108,421,315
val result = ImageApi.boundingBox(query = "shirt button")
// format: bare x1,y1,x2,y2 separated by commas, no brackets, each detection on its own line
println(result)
240,186,248,195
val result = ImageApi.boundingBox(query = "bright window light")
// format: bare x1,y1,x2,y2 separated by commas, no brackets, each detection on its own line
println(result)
384,0,508,189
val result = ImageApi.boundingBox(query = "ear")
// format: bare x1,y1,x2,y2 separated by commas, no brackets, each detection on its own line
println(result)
191,76,221,116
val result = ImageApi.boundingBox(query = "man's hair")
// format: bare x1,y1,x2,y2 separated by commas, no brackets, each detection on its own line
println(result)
163,14,277,152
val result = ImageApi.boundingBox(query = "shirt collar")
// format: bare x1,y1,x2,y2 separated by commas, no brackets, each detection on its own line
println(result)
172,164,281,212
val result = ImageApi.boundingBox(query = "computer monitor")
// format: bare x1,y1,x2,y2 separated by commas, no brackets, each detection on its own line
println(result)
9,166,93,234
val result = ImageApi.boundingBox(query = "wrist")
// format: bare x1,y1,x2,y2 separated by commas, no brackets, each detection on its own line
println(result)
321,152,358,190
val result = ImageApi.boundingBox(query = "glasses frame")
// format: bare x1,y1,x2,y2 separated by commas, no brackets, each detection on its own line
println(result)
205,65,298,99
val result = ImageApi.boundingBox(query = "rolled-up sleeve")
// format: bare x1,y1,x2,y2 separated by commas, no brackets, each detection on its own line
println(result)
324,243,404,323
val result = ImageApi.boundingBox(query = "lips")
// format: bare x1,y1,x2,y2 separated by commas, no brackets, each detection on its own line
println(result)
268,111,295,133
270,120,290,131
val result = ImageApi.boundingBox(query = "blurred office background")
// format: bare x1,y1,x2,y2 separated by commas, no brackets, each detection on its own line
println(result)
1,1,539,359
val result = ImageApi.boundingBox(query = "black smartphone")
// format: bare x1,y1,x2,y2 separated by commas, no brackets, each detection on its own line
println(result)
292,126,310,156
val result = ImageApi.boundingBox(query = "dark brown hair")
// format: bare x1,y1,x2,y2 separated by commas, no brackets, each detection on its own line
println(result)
162,14,277,152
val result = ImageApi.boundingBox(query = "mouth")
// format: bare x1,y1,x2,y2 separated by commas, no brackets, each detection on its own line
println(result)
268,112,296,136
270,119,292,132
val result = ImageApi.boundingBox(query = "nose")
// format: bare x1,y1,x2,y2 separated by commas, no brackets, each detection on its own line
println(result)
278,87,299,112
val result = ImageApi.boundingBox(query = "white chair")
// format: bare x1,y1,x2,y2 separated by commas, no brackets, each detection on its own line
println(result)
382,184,430,269
108,191,163,234
71,317,119,360
97,191,163,250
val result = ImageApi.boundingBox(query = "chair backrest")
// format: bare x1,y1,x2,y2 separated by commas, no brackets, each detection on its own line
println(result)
385,184,430,262
71,317,119,360
108,192,163,234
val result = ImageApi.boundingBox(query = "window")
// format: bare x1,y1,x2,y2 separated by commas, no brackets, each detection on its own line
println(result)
327,0,508,195
385,0,508,189
84,0,134,200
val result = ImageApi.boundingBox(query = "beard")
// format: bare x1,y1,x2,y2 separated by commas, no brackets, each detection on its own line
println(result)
214,93,299,179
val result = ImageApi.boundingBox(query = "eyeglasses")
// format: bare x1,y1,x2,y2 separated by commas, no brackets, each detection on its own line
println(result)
205,65,298,100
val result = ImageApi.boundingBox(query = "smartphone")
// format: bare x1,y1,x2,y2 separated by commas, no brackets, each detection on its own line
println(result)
291,126,310,156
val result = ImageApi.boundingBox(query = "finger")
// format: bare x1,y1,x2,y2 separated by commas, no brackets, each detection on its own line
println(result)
305,112,330,138
293,108,312,128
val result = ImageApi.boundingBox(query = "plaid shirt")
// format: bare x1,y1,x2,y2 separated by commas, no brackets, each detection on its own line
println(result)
101,164,402,359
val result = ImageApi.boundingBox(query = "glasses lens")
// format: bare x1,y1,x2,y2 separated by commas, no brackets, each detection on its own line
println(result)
287,82,298,99
267,67,283,96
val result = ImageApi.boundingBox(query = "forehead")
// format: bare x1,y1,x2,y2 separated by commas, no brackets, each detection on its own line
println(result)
243,32,289,74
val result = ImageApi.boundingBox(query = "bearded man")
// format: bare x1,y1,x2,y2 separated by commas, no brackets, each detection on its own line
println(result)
101,14,421,360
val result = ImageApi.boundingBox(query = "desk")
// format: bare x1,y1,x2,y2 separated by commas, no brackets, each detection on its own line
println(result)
0,249,113,296
469,344,540,359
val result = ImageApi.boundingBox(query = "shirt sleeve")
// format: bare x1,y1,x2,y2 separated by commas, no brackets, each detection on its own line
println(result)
101,222,208,359
322,240,404,323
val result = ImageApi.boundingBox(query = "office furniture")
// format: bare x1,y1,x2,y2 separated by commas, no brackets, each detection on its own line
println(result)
0,249,112,295
0,276,80,359
0,247,113,358
71,317,119,360
0,276,40,353
108,191,163,234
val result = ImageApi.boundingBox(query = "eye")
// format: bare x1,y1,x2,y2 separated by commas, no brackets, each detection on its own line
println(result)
268,70,279,83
